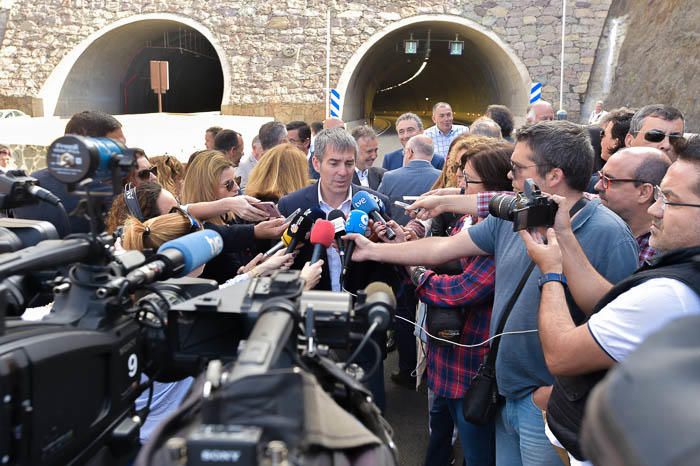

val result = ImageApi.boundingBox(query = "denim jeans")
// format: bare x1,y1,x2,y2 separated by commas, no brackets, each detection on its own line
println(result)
425,395,495,466
495,393,564,466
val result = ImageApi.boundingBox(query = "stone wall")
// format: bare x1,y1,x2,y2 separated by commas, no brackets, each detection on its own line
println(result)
602,0,700,132
0,0,614,121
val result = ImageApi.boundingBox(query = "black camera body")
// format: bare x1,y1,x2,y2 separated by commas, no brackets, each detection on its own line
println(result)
488,178,558,231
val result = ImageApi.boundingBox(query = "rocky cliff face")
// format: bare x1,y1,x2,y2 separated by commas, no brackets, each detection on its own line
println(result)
602,0,700,131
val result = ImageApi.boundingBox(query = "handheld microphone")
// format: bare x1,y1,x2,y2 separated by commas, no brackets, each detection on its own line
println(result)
309,219,335,264
263,210,304,257
341,209,369,283
327,209,346,265
284,207,324,253
352,191,396,240
96,229,224,298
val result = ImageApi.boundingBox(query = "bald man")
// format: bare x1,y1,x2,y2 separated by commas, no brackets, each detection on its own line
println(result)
595,146,672,264
526,100,555,124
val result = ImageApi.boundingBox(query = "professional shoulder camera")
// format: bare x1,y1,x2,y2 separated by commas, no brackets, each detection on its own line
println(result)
488,178,558,231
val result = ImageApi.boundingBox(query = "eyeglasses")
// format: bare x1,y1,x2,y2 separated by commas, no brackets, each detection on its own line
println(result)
223,179,238,192
653,185,700,211
137,166,158,180
510,161,546,176
597,171,648,190
170,205,202,233
640,129,684,143
462,173,484,185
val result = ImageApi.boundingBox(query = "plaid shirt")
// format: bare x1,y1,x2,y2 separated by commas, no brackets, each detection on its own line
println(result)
415,216,496,399
424,124,469,158
636,232,656,265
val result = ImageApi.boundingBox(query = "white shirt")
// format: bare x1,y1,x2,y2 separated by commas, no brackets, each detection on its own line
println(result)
588,110,608,125
317,183,353,291
354,167,369,187
588,278,700,362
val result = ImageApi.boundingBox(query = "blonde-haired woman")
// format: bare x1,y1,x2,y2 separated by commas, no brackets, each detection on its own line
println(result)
245,143,311,202
180,150,288,283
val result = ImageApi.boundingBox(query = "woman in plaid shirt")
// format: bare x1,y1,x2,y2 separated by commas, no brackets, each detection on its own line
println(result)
412,141,513,466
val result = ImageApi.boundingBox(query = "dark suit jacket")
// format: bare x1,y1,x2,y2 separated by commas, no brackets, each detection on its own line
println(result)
381,148,445,171
13,168,105,237
352,166,386,191
378,160,442,226
277,183,397,294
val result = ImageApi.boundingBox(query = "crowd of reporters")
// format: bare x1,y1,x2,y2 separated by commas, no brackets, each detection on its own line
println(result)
4,100,700,465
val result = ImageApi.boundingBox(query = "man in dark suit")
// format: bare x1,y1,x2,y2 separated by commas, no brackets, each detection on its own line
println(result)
382,112,445,171
378,134,442,388
350,125,385,190
278,127,397,412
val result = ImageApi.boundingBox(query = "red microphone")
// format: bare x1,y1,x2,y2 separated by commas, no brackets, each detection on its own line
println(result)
309,219,335,264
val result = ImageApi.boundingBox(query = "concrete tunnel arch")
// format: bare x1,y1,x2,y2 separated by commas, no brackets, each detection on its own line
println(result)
39,13,231,117
336,14,532,125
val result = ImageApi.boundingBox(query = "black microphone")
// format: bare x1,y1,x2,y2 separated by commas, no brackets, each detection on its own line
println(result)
341,209,369,284
327,209,346,266
285,207,324,253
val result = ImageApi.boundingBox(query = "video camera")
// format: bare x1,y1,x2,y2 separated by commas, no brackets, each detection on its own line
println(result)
488,178,558,231
0,136,398,466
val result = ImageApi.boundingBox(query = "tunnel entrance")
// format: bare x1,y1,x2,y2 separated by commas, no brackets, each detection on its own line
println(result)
338,16,530,126
53,20,224,116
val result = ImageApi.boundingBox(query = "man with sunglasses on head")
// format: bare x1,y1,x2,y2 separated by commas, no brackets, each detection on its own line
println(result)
625,104,684,161
516,136,700,466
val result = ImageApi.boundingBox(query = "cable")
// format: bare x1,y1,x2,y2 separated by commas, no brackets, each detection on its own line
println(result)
395,314,538,348
343,321,378,369
359,338,382,383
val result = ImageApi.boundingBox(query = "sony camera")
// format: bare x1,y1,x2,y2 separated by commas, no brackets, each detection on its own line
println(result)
488,178,558,231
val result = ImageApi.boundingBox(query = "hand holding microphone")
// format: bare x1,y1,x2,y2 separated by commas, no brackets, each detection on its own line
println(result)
352,191,396,240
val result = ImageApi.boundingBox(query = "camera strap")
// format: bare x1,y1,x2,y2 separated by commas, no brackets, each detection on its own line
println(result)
486,196,588,362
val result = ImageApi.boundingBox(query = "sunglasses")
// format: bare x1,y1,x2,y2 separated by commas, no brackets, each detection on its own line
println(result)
170,205,202,233
223,179,238,192
641,129,684,144
137,166,158,180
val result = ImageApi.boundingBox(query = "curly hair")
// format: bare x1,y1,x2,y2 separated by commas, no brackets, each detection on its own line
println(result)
105,182,163,234
431,135,497,189
150,155,185,198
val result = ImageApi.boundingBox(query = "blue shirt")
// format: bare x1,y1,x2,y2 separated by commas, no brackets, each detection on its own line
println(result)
467,198,639,399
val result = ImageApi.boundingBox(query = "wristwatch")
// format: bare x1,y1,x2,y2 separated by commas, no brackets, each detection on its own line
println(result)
538,273,567,289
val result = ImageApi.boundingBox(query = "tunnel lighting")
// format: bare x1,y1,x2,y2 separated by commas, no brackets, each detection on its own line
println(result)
404,34,418,55
449,34,464,56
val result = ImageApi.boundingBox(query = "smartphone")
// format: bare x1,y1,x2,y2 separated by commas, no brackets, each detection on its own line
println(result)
394,200,411,209
256,201,282,218
284,207,301,223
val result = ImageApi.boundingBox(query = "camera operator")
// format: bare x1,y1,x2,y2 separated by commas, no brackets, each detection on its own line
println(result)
346,120,639,465
518,136,700,464
13,110,126,236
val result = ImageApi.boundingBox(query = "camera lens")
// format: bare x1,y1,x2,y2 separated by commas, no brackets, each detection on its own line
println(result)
488,194,517,221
